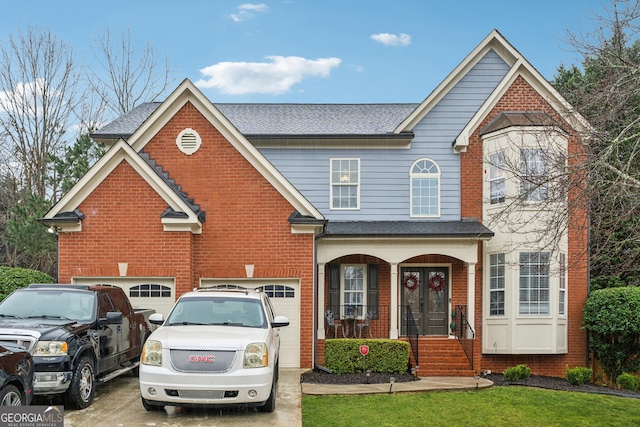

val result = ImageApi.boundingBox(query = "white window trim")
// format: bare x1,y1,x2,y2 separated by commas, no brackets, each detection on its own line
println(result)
519,148,549,203
340,264,367,318
559,253,566,316
518,251,551,316
330,158,360,210
489,253,506,316
489,152,506,205
409,158,441,218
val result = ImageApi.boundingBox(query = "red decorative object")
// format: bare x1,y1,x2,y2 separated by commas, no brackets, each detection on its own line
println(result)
360,345,369,356
403,273,419,291
429,272,446,292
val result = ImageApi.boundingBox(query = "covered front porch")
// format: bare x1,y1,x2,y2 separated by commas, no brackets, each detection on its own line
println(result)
314,221,493,375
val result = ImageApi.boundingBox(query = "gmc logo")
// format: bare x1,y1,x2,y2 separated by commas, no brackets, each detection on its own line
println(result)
189,355,215,363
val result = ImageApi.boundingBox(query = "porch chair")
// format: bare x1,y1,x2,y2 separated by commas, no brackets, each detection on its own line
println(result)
325,309,345,338
357,311,373,338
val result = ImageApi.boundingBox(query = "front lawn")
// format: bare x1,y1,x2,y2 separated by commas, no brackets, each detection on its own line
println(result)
302,386,640,426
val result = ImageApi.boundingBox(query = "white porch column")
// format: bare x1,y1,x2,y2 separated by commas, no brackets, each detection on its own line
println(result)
317,263,326,339
466,262,476,339
390,263,399,339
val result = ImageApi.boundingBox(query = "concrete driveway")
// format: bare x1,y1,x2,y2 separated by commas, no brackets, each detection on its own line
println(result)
44,369,303,427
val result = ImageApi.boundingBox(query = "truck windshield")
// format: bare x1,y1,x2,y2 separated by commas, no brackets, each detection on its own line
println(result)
0,290,96,322
166,296,266,328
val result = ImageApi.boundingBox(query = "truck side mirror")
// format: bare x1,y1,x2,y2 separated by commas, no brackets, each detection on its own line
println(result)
100,311,123,325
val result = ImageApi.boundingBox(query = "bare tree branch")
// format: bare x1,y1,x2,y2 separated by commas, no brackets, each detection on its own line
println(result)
87,28,174,118
0,25,80,199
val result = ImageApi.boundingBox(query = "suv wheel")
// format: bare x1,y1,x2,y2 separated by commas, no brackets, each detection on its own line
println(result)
257,373,276,413
64,355,95,409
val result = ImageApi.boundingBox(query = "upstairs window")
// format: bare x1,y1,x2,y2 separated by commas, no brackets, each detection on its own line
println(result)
331,159,359,209
489,152,506,204
410,158,440,217
520,149,548,202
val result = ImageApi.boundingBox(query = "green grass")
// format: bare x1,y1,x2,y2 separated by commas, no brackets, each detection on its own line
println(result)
302,386,640,427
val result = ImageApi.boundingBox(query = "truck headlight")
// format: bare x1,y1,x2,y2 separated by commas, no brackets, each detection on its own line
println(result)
244,343,268,368
141,340,162,366
34,341,68,356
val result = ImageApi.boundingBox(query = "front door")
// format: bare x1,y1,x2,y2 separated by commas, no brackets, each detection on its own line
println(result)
401,267,449,335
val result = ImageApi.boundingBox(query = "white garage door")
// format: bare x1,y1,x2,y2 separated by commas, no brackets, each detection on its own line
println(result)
72,277,176,317
200,279,301,368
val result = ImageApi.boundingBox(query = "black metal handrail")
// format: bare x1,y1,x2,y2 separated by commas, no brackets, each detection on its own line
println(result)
454,305,474,371
404,305,419,366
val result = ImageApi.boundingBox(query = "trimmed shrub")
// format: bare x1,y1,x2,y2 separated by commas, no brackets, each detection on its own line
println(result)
0,266,54,301
504,364,531,381
324,339,409,374
583,286,640,379
617,373,639,391
565,366,592,385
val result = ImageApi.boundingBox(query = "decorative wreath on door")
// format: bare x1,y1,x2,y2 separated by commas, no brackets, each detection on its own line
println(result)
403,273,419,291
429,272,446,292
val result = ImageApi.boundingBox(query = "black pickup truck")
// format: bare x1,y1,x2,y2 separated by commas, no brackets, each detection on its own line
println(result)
0,284,155,408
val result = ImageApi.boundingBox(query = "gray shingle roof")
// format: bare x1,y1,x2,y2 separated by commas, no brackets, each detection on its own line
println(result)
94,103,161,139
479,111,563,136
322,221,494,238
92,102,419,141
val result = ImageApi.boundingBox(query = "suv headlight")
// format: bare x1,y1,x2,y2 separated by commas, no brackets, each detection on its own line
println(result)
34,341,68,356
244,342,268,368
141,340,163,366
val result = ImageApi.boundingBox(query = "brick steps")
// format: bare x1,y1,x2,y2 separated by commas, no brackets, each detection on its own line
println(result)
409,337,475,377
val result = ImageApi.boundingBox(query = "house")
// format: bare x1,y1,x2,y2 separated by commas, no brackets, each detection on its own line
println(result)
41,30,589,376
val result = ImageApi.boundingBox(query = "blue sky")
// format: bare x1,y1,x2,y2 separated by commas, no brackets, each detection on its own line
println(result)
0,0,605,104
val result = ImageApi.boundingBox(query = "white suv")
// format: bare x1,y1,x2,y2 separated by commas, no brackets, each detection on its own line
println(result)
139,286,289,412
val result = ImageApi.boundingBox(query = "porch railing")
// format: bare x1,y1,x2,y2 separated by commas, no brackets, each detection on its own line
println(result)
324,305,389,339
404,305,419,366
453,305,474,371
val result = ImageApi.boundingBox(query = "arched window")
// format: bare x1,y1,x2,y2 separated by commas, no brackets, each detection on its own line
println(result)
410,158,440,217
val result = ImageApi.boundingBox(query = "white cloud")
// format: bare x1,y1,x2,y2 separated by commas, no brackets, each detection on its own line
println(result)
230,3,268,22
0,78,61,115
371,33,411,47
195,56,342,95
239,3,268,12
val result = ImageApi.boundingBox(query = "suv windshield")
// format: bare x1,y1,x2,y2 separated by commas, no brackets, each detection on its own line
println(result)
166,296,266,328
0,289,96,322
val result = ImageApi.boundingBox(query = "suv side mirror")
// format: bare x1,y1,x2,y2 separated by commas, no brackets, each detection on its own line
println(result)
149,312,164,326
272,315,289,328
100,311,123,325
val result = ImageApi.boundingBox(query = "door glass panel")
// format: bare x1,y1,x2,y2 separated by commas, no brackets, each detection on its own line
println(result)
426,270,448,335
401,270,421,334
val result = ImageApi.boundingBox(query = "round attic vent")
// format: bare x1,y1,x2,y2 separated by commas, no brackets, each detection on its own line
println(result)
176,128,202,155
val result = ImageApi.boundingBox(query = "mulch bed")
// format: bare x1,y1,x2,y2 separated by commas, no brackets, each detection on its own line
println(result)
485,373,640,399
300,369,640,399
301,369,418,384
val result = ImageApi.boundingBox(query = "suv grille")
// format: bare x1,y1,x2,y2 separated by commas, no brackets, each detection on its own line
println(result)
170,349,236,373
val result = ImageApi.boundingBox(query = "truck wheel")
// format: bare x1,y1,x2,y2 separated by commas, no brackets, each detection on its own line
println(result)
141,396,164,411
64,355,95,409
0,385,24,405
257,374,276,413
